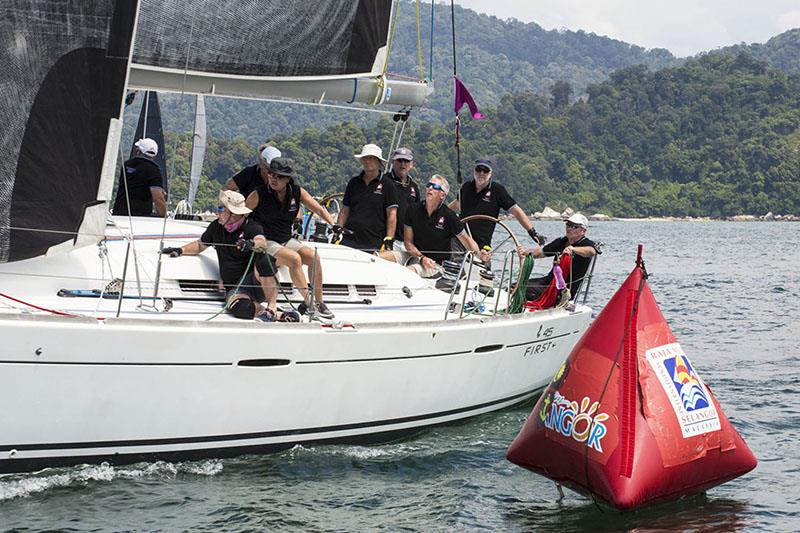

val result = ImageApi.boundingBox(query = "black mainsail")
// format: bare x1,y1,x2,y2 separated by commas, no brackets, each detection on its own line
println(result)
0,1,138,263
129,91,168,193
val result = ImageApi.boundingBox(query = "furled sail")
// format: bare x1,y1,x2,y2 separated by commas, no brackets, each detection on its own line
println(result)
128,0,431,107
0,1,137,263
130,91,168,193
187,95,206,207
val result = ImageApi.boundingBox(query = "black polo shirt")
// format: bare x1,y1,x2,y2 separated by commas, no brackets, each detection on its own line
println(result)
201,218,273,289
230,164,267,200
251,182,302,243
112,157,163,216
342,172,398,249
541,236,602,296
388,169,420,242
405,201,465,264
457,180,516,248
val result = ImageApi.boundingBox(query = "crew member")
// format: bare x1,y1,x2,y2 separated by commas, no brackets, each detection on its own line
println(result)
161,190,279,321
246,158,337,320
379,175,486,277
112,138,166,217
449,158,545,249
223,144,281,199
517,213,601,301
337,143,398,252
387,147,420,248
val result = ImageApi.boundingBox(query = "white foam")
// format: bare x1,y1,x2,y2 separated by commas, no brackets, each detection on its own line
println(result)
0,459,223,500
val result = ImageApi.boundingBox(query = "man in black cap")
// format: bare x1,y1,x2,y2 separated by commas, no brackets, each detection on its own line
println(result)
448,158,545,250
386,147,421,250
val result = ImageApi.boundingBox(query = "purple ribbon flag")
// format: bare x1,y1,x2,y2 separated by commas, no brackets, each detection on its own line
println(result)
454,77,485,119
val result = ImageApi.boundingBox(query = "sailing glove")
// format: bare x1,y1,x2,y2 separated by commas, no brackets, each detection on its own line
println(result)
161,247,183,257
381,237,394,252
330,224,344,236
236,238,255,253
528,228,546,246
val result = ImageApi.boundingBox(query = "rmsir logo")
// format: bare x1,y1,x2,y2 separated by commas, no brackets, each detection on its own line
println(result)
542,391,610,452
646,343,721,438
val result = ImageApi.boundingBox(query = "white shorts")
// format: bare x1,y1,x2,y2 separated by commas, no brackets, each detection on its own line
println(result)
265,237,305,256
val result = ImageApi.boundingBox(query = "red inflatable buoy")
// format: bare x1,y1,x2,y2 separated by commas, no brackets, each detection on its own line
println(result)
507,246,757,510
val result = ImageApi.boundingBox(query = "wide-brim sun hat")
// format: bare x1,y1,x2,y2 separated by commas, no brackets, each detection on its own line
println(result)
218,189,252,215
566,213,589,228
354,143,386,162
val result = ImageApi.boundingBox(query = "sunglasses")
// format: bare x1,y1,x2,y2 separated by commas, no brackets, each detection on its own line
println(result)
426,182,445,192
475,167,490,173
217,206,226,212
565,222,582,229
394,159,412,164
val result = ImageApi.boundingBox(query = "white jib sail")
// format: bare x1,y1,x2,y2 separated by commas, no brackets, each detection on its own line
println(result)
187,94,206,207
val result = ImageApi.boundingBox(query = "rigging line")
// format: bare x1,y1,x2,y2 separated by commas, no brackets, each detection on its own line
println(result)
450,0,457,76
429,0,435,81
118,134,144,306
415,0,425,81
0,291,77,317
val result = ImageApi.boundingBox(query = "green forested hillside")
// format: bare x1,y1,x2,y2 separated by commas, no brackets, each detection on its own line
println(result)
712,28,800,72
161,53,800,217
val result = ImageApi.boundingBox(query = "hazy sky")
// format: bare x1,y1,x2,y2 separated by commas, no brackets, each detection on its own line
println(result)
453,0,800,57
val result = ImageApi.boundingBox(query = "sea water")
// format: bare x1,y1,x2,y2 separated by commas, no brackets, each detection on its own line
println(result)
1,220,798,531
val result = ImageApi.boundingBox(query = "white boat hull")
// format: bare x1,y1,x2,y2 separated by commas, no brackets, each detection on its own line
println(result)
0,307,589,473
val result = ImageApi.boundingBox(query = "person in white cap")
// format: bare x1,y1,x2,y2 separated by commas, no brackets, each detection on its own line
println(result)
112,138,166,217
160,190,292,322
517,212,602,301
337,143,399,252
223,143,282,200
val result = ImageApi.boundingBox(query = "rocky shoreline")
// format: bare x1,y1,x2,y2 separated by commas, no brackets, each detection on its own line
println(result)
516,206,800,222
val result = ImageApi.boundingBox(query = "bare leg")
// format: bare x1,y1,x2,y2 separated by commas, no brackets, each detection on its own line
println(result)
273,248,310,304
255,270,278,311
298,246,327,303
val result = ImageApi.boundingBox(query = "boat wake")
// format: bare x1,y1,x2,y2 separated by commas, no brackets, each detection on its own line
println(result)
0,459,223,500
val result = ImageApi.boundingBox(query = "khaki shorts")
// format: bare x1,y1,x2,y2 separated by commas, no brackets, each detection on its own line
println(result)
265,237,305,256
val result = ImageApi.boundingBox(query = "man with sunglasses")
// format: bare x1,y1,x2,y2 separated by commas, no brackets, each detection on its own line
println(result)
160,190,279,321
386,147,420,248
378,175,484,278
517,213,601,302
448,158,545,250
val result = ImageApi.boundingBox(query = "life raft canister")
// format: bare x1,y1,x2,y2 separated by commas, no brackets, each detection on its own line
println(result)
507,248,757,510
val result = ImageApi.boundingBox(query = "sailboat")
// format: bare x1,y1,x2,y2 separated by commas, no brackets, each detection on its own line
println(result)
0,1,593,474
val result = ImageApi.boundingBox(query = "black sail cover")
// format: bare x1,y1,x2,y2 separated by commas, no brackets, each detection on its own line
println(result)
0,1,137,263
133,0,391,77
